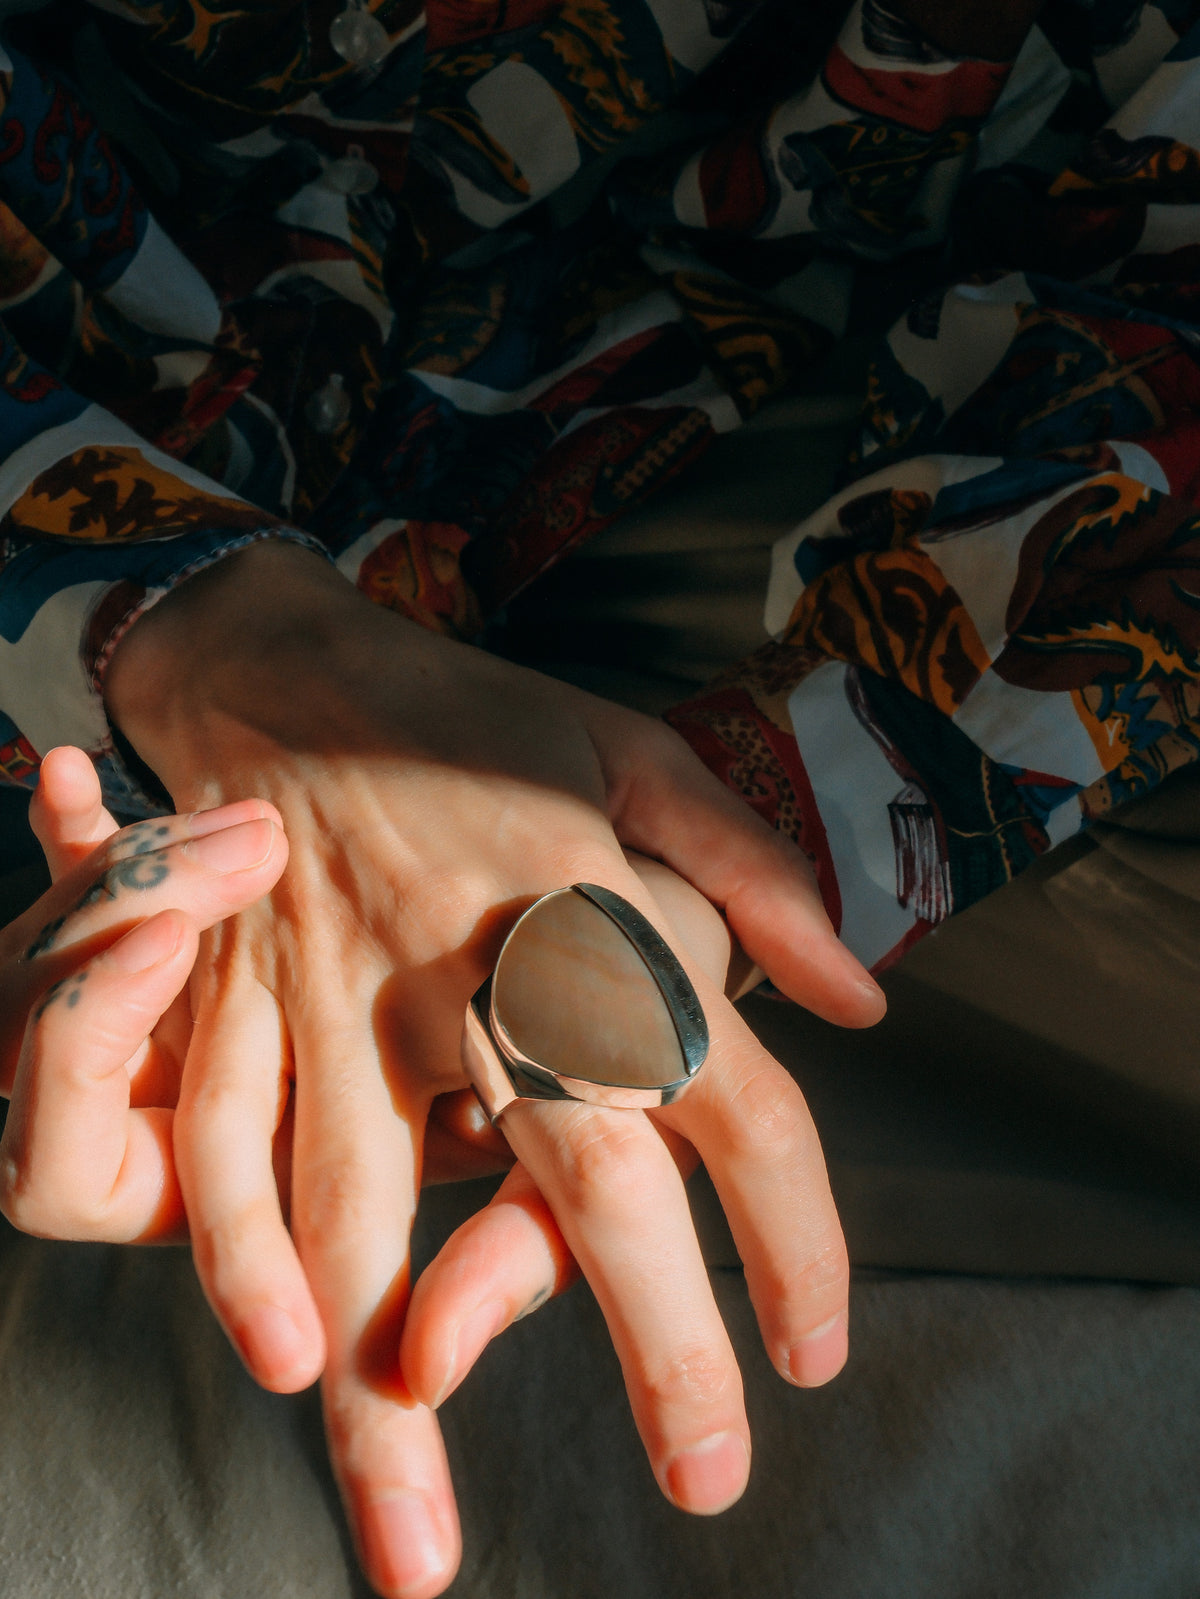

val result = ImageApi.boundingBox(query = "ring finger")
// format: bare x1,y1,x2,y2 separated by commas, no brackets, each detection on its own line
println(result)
501,1096,751,1515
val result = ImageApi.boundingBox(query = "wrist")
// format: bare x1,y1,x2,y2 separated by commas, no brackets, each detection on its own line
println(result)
104,541,410,803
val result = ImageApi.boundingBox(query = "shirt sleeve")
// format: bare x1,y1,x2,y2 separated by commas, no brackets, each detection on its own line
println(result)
0,318,325,813
0,32,330,811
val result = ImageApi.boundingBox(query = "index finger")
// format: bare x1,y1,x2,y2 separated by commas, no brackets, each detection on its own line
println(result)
0,910,197,1242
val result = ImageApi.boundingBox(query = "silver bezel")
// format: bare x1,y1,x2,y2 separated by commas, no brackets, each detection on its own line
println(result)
462,883,709,1121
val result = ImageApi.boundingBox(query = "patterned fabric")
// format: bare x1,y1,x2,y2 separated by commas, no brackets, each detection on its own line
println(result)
1,0,1200,964
669,0,1200,967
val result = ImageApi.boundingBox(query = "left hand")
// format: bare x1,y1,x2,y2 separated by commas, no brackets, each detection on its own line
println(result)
0,747,291,1241
103,544,884,1598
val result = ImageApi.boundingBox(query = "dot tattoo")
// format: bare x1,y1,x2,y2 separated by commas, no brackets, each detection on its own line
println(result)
33,970,88,1021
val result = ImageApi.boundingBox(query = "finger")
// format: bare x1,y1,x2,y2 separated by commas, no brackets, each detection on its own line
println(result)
16,812,288,969
405,1107,699,1408
0,814,289,1098
127,985,194,1108
502,1099,751,1516
29,746,117,880
290,995,462,1599
600,713,886,1026
659,973,850,1390
402,1162,579,1409
176,966,325,1396
0,910,196,1242
612,855,849,1387
422,1088,514,1184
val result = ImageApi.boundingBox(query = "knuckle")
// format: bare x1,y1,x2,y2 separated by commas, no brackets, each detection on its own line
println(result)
29,1002,112,1090
641,1344,737,1414
320,1391,358,1465
721,1060,808,1162
0,1153,90,1239
190,1194,281,1288
552,1117,650,1213
291,1156,377,1250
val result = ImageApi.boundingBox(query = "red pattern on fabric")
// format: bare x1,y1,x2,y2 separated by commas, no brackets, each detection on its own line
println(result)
31,79,77,186
526,326,663,416
90,190,142,264
425,0,563,52
357,519,479,634
666,686,844,934
152,356,262,459
9,368,60,403
470,405,714,611
1138,419,1200,505
699,122,772,234
0,117,24,164
1088,313,1200,420
823,48,1009,133
0,733,40,784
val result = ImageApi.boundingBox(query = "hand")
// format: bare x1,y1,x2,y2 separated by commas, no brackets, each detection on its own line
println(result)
11,746,507,1213
0,747,289,1242
105,542,885,1599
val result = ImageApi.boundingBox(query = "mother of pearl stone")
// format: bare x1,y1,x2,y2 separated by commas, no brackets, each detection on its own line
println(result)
492,890,685,1090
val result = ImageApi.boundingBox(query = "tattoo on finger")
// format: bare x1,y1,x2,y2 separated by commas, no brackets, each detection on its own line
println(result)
23,847,172,961
107,822,173,864
33,971,88,1021
514,1286,550,1322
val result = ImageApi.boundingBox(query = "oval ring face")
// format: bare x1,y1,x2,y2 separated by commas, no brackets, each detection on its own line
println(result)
490,887,703,1094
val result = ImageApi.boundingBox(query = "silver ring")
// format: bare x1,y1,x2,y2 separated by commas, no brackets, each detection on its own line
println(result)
462,883,709,1123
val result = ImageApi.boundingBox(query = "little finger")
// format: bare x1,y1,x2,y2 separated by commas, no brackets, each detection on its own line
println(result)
658,975,849,1390
402,1162,578,1409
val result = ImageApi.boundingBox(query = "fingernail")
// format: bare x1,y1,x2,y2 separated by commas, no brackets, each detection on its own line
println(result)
237,1303,315,1391
664,1432,750,1515
183,818,275,873
857,976,887,1015
359,1491,449,1596
107,914,183,974
787,1310,848,1387
431,1300,507,1409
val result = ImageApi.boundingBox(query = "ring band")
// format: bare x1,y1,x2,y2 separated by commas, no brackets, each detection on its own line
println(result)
462,883,709,1122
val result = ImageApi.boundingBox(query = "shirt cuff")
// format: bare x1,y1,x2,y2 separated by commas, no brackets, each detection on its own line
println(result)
0,523,331,814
